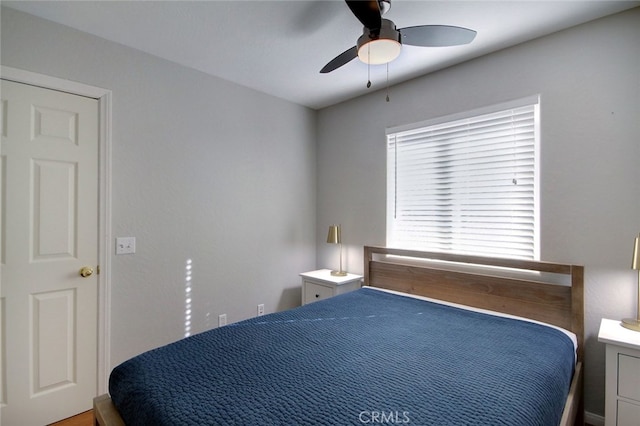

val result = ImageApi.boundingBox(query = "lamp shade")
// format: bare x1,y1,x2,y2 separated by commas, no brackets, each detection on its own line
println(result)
633,235,640,270
327,225,341,244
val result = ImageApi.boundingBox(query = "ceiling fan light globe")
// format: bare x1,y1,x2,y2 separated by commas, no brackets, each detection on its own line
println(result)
358,38,401,64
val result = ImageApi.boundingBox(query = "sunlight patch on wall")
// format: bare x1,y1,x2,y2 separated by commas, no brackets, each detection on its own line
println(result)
184,259,193,338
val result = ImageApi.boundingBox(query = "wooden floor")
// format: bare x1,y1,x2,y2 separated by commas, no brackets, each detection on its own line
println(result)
49,410,93,426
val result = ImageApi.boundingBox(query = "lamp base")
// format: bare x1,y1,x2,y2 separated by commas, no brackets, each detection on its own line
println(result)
330,270,348,277
621,318,640,332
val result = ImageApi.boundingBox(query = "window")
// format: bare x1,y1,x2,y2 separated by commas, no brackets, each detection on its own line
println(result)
386,96,540,260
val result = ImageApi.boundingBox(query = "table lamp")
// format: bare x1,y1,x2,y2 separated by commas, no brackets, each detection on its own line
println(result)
622,234,640,332
327,225,347,276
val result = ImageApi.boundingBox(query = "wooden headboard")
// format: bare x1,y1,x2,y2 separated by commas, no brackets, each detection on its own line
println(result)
364,246,584,361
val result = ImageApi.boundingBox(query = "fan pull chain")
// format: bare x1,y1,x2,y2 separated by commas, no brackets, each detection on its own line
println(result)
366,46,372,89
386,63,390,102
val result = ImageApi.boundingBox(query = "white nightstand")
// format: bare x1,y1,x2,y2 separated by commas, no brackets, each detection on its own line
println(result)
300,269,363,305
598,318,640,426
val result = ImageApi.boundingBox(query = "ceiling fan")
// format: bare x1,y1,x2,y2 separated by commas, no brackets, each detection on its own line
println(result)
320,0,477,73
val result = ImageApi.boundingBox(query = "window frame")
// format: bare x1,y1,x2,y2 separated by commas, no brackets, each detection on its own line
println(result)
386,95,541,260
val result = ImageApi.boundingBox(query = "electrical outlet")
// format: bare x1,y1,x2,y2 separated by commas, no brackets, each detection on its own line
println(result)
257,304,265,316
218,314,227,327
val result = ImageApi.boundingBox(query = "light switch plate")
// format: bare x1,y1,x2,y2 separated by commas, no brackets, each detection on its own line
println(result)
116,237,136,255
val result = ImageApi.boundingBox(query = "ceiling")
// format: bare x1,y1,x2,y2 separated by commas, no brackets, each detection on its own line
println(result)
4,0,639,109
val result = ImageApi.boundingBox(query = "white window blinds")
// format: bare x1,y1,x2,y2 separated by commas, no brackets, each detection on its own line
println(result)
387,97,540,260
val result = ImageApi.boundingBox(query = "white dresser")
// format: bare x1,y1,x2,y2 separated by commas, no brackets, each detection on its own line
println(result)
300,269,362,305
598,318,640,426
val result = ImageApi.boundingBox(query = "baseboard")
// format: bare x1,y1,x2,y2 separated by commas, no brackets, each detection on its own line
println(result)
585,411,605,426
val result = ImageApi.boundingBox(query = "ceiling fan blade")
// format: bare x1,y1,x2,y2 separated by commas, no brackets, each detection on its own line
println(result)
345,0,381,31
320,46,358,73
399,25,477,47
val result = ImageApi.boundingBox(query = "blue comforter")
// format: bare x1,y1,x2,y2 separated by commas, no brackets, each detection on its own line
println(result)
109,288,575,425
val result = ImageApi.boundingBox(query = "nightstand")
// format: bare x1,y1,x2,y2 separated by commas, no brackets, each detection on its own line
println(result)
300,269,363,305
598,318,640,426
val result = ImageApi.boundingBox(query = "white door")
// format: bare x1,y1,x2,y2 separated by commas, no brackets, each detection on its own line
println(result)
1,79,99,425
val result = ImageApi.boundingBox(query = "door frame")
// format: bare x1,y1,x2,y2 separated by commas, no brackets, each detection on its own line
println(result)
1,65,113,395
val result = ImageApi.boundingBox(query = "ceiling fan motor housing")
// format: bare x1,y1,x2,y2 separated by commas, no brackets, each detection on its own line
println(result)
357,18,401,65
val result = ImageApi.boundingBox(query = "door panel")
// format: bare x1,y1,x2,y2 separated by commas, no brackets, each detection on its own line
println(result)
1,79,99,425
32,159,78,260
31,289,76,395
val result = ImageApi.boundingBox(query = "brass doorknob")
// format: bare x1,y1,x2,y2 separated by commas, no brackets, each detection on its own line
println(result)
79,266,94,278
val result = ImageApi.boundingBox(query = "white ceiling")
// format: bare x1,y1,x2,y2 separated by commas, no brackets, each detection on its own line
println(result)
4,0,639,109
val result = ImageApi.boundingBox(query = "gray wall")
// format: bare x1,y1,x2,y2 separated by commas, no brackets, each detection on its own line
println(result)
1,7,317,367
316,8,640,417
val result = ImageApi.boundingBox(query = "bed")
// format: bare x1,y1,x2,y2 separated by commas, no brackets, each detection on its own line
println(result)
94,246,584,426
